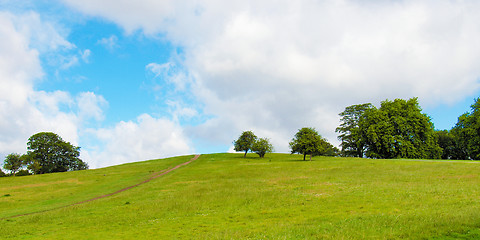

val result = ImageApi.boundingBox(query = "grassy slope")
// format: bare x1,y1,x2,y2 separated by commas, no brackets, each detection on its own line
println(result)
0,155,192,218
1,153,480,239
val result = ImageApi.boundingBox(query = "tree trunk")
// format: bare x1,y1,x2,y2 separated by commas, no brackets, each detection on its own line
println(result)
310,154,312,161
244,150,248,158
303,153,306,161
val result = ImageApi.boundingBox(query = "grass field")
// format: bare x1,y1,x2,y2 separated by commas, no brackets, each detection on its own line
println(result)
1,153,480,239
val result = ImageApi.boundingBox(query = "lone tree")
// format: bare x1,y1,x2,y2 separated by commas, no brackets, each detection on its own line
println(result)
27,132,88,174
3,153,24,176
233,131,257,158
251,138,274,158
290,127,331,161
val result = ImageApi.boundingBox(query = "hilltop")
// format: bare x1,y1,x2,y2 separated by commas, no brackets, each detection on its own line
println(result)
1,153,480,239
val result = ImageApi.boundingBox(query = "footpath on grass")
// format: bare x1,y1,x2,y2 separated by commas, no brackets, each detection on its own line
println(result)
2,154,201,219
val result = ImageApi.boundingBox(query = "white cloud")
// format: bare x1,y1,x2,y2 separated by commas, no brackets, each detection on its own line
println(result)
97,35,118,51
0,11,106,165
0,6,200,171
76,92,108,122
83,114,193,168
12,11,74,52
60,0,480,153
0,11,48,155
146,62,189,91
81,49,91,63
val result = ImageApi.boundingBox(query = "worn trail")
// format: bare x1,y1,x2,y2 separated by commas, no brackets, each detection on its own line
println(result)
2,154,201,219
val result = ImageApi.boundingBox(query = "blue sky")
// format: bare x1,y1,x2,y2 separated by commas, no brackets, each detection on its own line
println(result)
1,0,480,168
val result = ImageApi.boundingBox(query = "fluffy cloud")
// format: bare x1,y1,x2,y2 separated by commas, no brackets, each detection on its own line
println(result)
0,11,65,154
0,9,195,170
84,114,193,168
0,11,103,164
61,0,480,152
76,92,108,123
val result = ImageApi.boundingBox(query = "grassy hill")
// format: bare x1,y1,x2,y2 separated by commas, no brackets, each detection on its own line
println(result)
1,153,480,239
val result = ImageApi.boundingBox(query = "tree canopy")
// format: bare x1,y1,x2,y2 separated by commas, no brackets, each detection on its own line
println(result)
251,137,274,158
449,98,480,160
289,127,335,160
233,131,257,158
434,130,466,160
27,132,88,174
358,98,441,159
336,103,374,157
3,153,23,176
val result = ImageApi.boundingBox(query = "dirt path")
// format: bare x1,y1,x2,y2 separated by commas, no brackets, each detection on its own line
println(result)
2,154,201,219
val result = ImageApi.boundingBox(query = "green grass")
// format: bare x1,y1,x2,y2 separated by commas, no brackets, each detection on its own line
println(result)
2,153,480,239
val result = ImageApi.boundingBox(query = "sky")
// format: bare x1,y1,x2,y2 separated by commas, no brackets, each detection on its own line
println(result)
1,0,480,169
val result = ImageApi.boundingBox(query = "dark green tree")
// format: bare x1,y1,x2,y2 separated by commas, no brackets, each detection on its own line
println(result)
251,137,274,158
27,132,88,174
450,98,480,160
21,153,42,174
233,131,257,158
323,142,340,157
358,98,442,159
336,103,374,157
289,128,333,161
0,168,6,177
16,169,31,176
435,130,454,159
435,130,466,160
3,153,24,176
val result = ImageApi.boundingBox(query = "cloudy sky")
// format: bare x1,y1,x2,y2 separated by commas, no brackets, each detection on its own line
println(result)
1,0,480,168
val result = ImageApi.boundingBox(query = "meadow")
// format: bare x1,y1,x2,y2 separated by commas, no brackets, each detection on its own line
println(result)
1,153,480,239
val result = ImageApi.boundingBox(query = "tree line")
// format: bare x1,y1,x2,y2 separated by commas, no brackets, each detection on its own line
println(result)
1,132,88,177
4,97,478,176
235,97,480,160
337,97,480,160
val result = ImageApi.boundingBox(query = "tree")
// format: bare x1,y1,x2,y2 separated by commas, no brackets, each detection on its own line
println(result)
435,130,466,160
336,103,374,157
450,98,480,160
21,153,42,174
27,132,88,174
233,131,257,158
435,130,455,159
251,138,274,158
0,168,6,177
16,169,31,176
3,153,24,176
289,128,332,161
322,142,340,157
358,98,442,159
